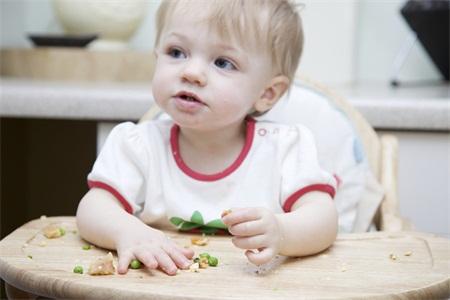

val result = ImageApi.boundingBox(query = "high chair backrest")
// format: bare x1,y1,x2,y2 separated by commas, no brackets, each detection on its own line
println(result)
295,77,381,178
289,77,409,232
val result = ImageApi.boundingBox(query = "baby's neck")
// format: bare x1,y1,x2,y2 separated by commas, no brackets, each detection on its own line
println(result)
177,121,247,174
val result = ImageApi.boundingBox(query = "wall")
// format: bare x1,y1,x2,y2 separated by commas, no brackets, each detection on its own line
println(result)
384,131,450,239
0,0,442,85
355,0,442,83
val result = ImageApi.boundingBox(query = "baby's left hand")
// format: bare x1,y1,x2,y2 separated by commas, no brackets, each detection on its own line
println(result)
222,207,282,265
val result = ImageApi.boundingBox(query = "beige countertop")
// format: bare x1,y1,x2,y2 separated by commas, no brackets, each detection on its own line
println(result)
1,78,449,131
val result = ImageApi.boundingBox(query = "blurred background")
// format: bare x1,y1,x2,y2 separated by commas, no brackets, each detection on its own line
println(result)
0,0,444,84
0,1,449,297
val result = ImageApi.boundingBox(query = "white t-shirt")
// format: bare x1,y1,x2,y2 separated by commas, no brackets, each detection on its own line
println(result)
87,118,337,234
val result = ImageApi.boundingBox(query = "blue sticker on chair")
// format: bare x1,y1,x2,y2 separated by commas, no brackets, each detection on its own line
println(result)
353,138,364,164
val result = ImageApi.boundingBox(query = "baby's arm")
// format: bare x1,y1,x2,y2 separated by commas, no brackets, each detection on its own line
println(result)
76,188,194,275
222,191,337,265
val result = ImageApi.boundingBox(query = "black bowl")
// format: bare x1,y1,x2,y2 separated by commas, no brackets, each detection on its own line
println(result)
28,34,98,48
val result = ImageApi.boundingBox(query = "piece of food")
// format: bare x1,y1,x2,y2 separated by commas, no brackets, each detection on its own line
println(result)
199,253,210,259
221,209,232,218
208,256,218,267
73,265,83,274
389,253,398,261
130,259,142,269
199,256,209,269
43,224,66,239
88,252,115,275
189,262,200,272
82,245,91,250
191,236,209,246
191,253,219,269
404,251,412,256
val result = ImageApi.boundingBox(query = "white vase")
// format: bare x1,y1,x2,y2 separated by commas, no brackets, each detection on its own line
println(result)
53,0,148,50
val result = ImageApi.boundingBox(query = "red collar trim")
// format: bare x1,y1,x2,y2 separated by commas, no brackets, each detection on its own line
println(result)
170,118,255,182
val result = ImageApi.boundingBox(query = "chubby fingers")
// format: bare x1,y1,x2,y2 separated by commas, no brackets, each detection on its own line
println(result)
232,234,268,250
245,248,276,266
179,245,195,259
117,248,134,274
163,244,193,270
117,244,193,276
222,208,262,229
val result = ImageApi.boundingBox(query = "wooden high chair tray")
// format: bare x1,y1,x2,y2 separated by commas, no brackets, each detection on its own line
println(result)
0,217,449,299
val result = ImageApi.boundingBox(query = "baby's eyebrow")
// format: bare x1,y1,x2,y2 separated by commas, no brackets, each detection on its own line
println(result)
163,32,187,41
214,43,239,53
214,43,248,60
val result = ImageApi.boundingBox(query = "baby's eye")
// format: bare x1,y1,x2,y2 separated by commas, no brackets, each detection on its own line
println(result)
167,47,186,59
214,58,236,70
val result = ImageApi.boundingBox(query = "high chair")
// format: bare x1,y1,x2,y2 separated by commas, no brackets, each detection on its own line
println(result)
2,79,448,299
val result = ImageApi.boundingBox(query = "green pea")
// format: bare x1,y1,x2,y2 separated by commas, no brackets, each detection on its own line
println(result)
59,227,66,236
130,259,142,269
73,265,83,274
82,245,91,250
199,253,210,259
208,256,218,267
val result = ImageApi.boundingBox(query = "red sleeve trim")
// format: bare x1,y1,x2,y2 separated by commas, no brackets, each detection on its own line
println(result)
283,184,336,212
87,180,133,214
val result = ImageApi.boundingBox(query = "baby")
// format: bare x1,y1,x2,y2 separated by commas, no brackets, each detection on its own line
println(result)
76,0,338,276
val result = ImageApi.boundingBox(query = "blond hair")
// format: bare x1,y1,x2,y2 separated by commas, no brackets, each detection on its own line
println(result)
155,0,304,82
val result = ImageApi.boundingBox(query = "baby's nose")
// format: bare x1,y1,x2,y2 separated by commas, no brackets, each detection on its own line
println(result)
181,60,207,86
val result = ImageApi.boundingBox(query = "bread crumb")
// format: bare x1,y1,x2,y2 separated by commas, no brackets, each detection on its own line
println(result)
43,224,65,239
221,209,232,218
88,252,115,275
189,262,200,272
199,256,209,269
191,236,209,246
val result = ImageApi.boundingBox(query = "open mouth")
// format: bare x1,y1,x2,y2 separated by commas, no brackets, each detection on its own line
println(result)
175,91,204,104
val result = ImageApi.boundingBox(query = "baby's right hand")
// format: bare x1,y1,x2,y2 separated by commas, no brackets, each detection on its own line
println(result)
114,224,194,276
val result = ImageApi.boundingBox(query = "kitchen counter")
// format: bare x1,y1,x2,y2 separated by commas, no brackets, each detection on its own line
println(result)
1,78,449,131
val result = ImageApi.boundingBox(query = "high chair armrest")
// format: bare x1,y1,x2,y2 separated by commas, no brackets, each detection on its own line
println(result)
379,134,414,231
139,104,162,123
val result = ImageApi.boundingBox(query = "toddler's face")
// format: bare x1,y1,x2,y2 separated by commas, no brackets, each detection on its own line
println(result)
152,8,274,131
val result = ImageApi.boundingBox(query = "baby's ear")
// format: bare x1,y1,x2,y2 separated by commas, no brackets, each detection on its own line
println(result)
254,75,289,113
